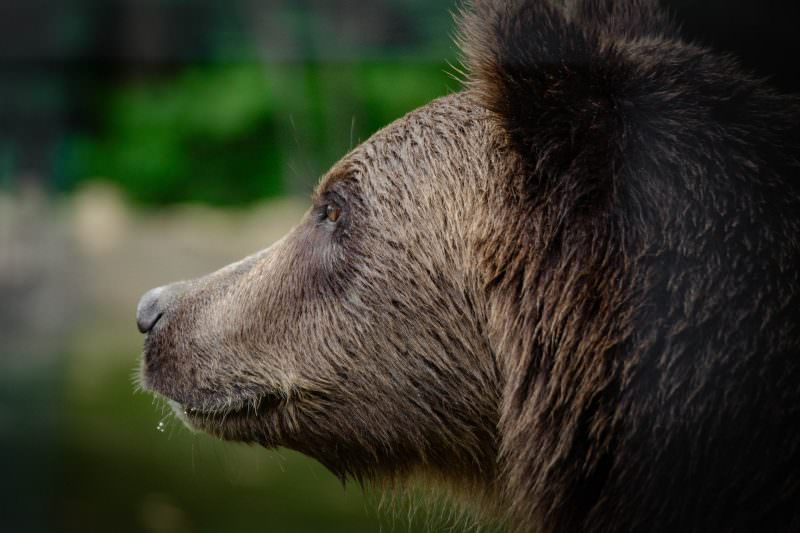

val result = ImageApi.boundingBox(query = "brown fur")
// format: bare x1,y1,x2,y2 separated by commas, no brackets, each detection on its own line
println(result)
138,1,800,531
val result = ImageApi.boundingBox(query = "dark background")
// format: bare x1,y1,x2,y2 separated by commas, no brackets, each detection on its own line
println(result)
1,1,798,532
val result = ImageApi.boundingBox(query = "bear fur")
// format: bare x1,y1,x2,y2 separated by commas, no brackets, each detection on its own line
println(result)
137,1,800,531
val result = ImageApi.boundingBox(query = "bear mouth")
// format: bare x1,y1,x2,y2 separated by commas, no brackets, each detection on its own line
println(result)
163,392,287,443
140,343,287,438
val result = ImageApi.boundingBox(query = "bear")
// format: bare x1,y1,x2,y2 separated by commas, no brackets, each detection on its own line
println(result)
136,0,800,531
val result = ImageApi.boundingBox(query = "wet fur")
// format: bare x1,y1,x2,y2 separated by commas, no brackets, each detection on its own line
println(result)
140,1,800,531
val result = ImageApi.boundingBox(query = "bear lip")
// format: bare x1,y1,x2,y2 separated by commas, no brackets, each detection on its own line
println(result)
172,391,285,427
139,342,285,420
140,360,285,430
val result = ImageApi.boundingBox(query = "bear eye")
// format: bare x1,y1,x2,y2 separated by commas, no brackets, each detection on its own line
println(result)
325,204,342,223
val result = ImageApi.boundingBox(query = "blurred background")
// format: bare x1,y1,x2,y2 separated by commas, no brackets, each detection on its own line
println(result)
1,1,798,532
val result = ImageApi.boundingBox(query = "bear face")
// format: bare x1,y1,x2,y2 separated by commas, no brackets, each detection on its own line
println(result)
138,0,800,531
140,93,509,485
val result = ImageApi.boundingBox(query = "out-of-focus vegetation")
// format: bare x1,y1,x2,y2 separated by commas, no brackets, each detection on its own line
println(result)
67,62,454,205
0,0,458,206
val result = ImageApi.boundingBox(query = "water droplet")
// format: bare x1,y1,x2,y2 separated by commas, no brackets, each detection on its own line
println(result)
156,421,166,433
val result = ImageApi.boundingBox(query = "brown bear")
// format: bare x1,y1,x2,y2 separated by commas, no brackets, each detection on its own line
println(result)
136,0,800,531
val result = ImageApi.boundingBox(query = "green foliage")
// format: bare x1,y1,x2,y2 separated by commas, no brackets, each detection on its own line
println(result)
72,65,282,206
71,61,456,206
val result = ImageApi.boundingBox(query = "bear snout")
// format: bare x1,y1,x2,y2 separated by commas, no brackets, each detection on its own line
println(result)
136,282,185,334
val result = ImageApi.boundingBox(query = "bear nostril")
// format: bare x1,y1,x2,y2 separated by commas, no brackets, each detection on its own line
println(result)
137,310,163,334
136,286,167,334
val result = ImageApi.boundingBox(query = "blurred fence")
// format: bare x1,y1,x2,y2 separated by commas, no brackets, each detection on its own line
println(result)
0,0,455,206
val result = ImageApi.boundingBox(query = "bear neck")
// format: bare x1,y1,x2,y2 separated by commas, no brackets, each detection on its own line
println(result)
476,163,639,529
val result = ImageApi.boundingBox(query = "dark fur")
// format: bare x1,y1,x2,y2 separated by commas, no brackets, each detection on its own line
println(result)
463,0,800,530
138,1,800,531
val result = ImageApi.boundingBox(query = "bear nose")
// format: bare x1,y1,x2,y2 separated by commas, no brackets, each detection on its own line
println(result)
136,286,169,333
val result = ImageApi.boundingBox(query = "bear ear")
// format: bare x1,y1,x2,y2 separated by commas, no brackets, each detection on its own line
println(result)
457,0,673,198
